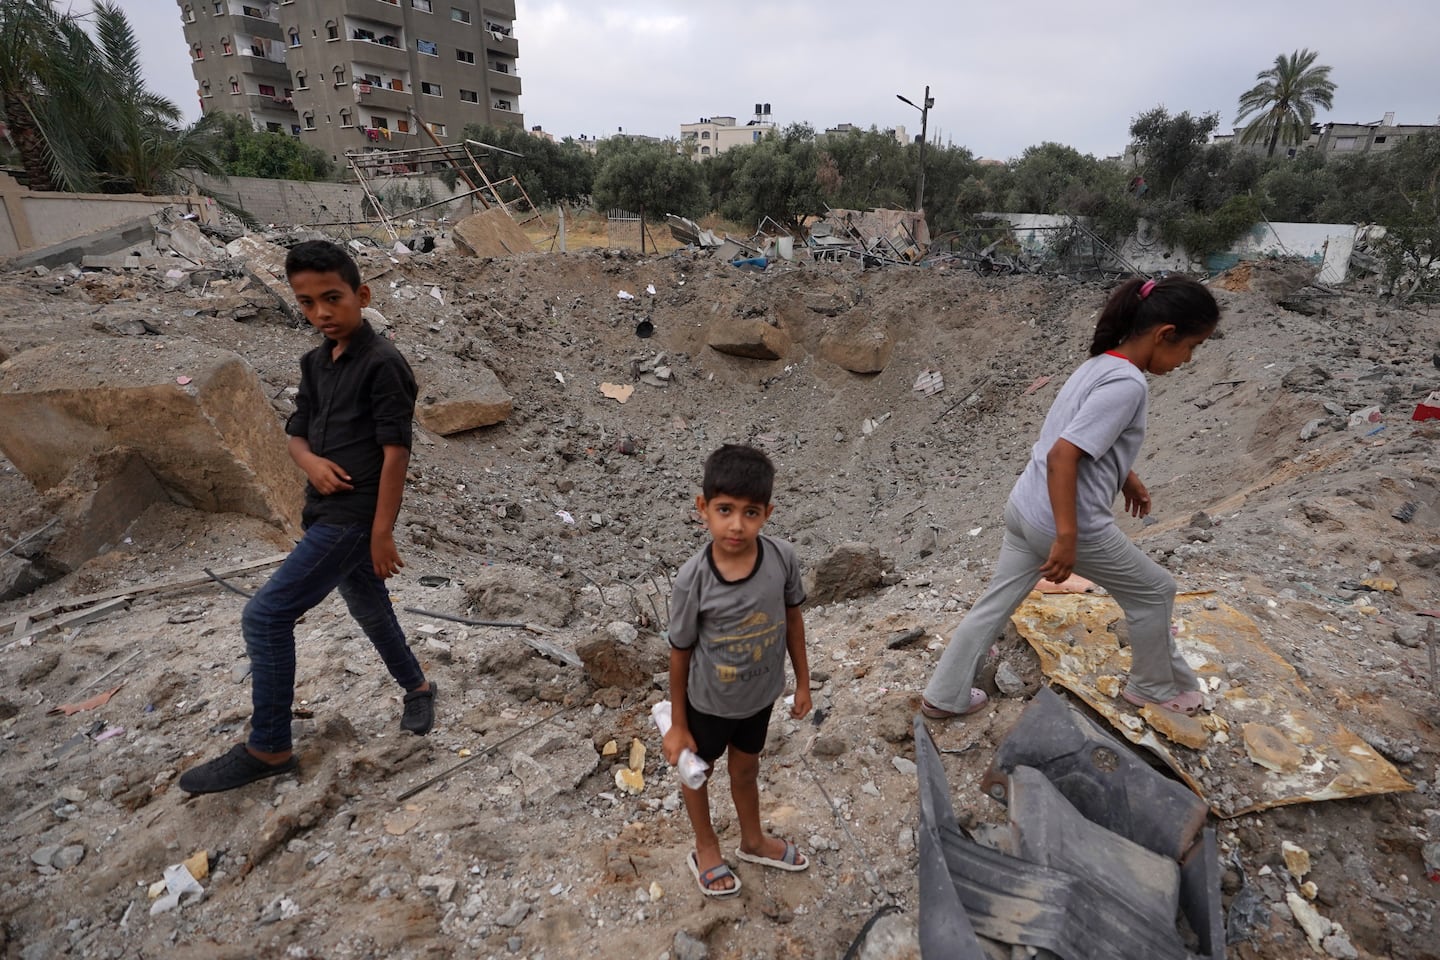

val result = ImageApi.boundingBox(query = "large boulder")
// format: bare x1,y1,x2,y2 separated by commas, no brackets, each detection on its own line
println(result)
707,319,791,361
415,364,513,435
0,339,304,534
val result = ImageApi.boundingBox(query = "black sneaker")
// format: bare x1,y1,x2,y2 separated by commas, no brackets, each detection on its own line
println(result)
178,744,298,795
401,682,438,736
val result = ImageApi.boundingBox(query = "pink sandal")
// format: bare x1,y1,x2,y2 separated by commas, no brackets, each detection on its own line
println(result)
1122,688,1204,716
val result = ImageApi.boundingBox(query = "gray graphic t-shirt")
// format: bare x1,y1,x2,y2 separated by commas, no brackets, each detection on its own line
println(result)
1010,353,1148,537
668,534,806,719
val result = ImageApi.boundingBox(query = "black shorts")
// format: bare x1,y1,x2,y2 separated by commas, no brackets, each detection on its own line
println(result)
685,701,775,763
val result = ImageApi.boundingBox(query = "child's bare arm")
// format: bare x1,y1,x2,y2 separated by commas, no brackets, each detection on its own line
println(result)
785,606,811,719
664,646,698,764
1043,439,1084,583
370,443,409,578
288,436,354,494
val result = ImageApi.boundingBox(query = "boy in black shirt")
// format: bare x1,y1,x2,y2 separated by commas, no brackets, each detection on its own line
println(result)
180,241,435,794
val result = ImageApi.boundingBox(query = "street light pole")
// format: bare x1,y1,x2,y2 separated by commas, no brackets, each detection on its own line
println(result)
897,85,933,213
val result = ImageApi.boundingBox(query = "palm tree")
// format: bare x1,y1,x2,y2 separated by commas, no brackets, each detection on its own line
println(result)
1235,49,1337,158
0,0,95,191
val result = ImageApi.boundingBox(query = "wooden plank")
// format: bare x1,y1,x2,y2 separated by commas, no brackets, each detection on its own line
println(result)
0,552,289,632
12,597,132,644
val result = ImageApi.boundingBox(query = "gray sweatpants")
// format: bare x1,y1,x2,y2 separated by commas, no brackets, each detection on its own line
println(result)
923,502,1198,712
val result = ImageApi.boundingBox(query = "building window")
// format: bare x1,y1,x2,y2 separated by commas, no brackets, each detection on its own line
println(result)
333,65,345,86
291,124,301,135
493,99,511,112
229,76,240,94
295,70,307,89
397,118,411,133
340,109,352,127
390,78,404,91
489,60,509,73
420,81,442,96
1374,135,1388,144
426,121,446,136
701,131,710,139
192,43,204,60
200,80,211,98
451,7,470,22
416,38,438,56
700,146,710,155
183,5,195,23
412,0,432,11
288,29,300,47
303,112,315,129
456,49,475,64
242,4,263,16
1334,136,1358,151
360,72,381,86
459,89,478,103
221,37,232,55
213,1,223,13
326,20,338,40
258,83,276,97
372,116,389,129
266,121,282,133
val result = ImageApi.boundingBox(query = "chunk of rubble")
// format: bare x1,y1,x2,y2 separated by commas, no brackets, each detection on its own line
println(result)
1282,840,1311,880
0,340,303,535
415,365,513,435
1242,722,1304,773
806,542,890,604
706,319,790,360
1139,705,1209,750
819,318,893,374
451,209,537,258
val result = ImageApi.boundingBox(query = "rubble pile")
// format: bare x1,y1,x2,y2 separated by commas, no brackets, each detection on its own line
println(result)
0,223,1437,959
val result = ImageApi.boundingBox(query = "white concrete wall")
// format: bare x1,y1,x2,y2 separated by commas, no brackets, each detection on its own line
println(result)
183,171,479,228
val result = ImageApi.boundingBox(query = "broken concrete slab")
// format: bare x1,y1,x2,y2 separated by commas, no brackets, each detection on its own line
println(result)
706,319,791,361
7,215,158,272
158,218,222,265
451,208,537,258
0,339,304,535
39,450,170,575
227,236,302,325
81,252,145,271
414,365,513,436
1011,591,1412,816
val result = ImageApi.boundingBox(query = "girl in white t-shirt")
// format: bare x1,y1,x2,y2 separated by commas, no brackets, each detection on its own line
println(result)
923,276,1220,719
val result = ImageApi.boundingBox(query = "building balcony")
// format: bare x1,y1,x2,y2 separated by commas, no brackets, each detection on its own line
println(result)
355,83,412,111
238,16,284,41
484,33,518,59
240,54,292,82
247,93,296,113
346,37,408,68
487,69,521,96
484,1,517,19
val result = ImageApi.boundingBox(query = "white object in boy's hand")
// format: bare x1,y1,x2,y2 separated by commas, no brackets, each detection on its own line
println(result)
651,701,709,789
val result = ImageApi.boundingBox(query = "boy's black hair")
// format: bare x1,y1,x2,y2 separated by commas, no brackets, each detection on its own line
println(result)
284,239,363,291
1089,275,1219,356
702,444,775,504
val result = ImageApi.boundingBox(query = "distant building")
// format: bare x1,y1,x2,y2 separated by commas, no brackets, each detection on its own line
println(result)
1213,112,1440,158
528,125,554,143
821,123,908,145
177,0,523,164
680,106,776,160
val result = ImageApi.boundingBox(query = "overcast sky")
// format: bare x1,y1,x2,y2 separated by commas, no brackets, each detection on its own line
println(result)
105,0,1439,161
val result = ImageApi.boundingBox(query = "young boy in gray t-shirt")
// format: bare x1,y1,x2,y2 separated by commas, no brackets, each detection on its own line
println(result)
663,444,812,897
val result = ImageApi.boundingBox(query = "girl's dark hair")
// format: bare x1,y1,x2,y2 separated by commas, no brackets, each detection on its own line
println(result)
703,444,775,504
284,239,362,291
1088,275,1219,356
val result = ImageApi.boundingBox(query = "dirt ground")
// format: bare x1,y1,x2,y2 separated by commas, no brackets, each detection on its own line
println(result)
0,239,1438,960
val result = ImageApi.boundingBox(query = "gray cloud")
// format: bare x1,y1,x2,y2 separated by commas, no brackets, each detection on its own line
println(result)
108,0,1439,161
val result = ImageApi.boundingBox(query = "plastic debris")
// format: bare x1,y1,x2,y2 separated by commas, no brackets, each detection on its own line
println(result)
149,861,205,915
48,685,123,717
617,290,635,300
599,383,634,404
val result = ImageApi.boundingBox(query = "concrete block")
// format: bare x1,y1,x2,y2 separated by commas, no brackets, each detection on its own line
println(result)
0,339,304,535
819,317,894,373
415,364,513,435
81,253,143,271
41,450,170,573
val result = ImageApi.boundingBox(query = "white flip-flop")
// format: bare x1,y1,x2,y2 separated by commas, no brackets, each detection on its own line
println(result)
734,839,809,872
687,850,742,897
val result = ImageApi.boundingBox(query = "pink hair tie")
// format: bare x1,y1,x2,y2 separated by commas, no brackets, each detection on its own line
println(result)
1138,279,1157,300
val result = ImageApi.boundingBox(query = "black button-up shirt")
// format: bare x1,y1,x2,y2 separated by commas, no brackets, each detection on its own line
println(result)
284,321,417,526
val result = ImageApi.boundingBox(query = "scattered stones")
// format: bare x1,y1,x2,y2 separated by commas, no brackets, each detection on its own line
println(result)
494,900,530,928
673,930,708,960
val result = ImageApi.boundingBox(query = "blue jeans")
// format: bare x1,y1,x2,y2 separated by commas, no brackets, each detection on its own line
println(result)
243,523,424,753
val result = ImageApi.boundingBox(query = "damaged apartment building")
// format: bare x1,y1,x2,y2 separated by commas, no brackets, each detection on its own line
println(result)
178,0,524,164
